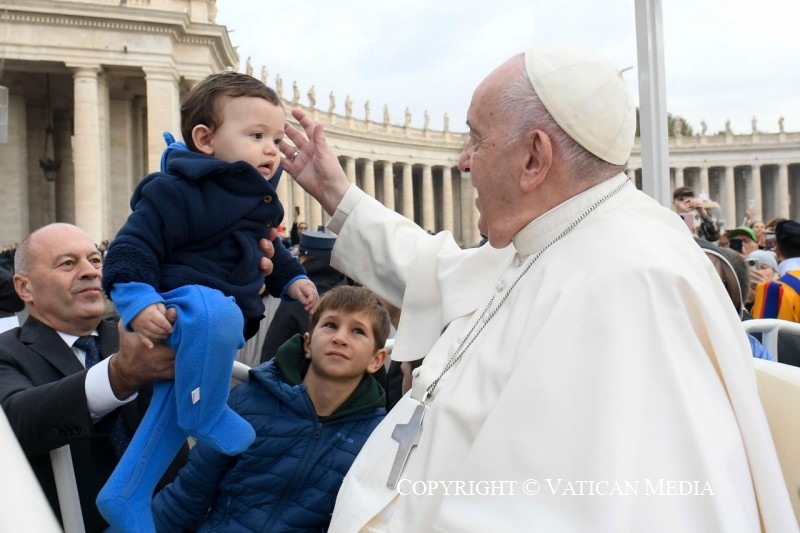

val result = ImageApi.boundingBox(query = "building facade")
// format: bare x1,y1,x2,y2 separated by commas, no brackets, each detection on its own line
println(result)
0,0,798,251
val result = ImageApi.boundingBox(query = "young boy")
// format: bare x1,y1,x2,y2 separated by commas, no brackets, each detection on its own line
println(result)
98,71,319,532
152,286,389,532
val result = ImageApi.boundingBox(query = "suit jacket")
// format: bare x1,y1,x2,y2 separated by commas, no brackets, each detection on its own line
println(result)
0,315,187,533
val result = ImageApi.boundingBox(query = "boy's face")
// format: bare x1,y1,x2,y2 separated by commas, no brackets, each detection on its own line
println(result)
304,308,386,382
203,95,285,180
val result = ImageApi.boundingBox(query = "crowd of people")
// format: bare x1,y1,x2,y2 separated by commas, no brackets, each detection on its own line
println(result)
0,44,797,532
670,184,800,366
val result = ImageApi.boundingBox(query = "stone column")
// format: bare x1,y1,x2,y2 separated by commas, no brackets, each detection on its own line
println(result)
97,71,114,242
458,177,479,245
674,167,684,189
722,166,735,230
292,177,304,224
699,166,709,199
777,164,790,218
143,66,181,173
98,72,112,239
131,96,145,189
53,109,75,225
749,165,763,223
0,93,29,241
363,159,376,198
402,163,414,220
107,97,134,236
421,164,434,232
275,173,290,218
307,197,322,232
470,183,481,245
69,65,104,241
457,177,469,244
442,166,454,233
381,162,395,211
344,157,356,183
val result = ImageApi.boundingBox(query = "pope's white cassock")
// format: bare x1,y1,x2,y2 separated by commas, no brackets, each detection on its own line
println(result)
326,173,796,532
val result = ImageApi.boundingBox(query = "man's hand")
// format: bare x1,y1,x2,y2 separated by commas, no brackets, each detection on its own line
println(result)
280,109,351,216
747,269,774,305
259,227,278,278
749,268,772,291
687,198,709,218
109,310,177,399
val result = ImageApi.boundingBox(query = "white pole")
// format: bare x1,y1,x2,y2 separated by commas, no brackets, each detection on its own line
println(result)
0,410,61,532
50,445,86,533
634,0,670,206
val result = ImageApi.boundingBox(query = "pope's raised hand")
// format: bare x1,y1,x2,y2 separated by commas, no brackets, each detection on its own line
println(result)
280,108,350,216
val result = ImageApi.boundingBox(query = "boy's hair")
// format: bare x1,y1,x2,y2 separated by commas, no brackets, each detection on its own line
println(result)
180,71,281,152
309,286,391,351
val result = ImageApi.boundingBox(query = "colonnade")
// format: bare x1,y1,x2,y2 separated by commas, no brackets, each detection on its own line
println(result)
274,157,481,246
39,65,185,241
2,1,799,251
626,163,800,228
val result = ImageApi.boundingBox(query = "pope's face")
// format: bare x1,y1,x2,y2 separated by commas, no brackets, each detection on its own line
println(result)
458,60,522,247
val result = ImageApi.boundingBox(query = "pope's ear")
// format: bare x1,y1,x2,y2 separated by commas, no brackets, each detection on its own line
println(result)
191,125,215,156
520,129,552,192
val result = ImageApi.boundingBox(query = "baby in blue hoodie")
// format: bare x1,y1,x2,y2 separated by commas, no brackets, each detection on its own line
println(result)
99,71,318,533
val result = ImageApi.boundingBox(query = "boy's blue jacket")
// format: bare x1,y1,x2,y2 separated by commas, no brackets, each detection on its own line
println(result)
151,334,386,532
102,146,306,324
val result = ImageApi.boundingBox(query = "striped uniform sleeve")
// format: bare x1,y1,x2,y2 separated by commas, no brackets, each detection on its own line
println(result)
751,281,783,319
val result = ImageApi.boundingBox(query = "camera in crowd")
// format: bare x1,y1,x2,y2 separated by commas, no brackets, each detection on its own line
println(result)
764,231,776,251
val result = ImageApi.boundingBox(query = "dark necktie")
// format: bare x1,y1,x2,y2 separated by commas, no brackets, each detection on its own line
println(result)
74,335,131,457
74,335,101,369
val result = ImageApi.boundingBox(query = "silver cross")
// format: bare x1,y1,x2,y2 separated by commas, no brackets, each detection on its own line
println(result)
386,402,428,489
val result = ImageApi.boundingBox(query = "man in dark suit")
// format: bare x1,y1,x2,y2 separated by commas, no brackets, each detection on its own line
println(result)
0,223,184,532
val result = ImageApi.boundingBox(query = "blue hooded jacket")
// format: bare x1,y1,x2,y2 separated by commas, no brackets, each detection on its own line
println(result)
152,334,386,532
102,142,306,326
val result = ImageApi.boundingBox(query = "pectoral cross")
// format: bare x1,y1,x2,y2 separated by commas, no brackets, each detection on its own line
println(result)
387,402,428,489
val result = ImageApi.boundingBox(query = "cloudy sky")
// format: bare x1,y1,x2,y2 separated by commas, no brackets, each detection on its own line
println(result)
216,0,799,136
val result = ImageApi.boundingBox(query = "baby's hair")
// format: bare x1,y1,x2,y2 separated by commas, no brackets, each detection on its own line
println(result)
309,286,391,351
180,71,281,152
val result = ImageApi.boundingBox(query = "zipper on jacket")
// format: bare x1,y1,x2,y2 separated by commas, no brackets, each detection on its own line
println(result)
261,421,323,532
203,495,232,532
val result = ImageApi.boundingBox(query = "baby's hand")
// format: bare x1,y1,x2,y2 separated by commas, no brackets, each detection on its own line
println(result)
130,303,173,349
287,279,320,314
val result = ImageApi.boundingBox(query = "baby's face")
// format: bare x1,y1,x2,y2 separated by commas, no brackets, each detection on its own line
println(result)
209,96,285,180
